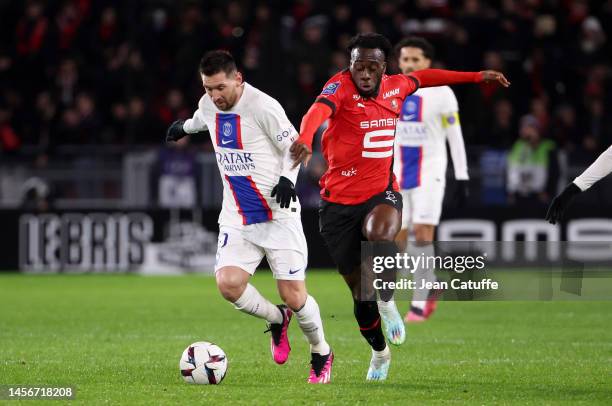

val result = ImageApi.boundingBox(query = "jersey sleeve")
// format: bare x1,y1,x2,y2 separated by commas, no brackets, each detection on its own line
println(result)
396,74,420,98
183,97,209,134
314,75,346,116
407,69,482,89
440,87,459,114
256,97,300,184
573,144,612,191
441,88,468,180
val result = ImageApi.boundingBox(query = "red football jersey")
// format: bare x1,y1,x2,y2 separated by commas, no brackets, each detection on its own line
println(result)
316,69,419,205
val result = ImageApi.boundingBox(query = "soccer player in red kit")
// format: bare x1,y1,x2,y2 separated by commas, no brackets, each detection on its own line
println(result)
290,33,509,381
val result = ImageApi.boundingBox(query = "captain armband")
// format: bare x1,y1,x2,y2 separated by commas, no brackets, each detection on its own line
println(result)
442,112,460,128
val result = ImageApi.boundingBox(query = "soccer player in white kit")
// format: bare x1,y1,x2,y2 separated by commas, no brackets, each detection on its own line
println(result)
546,144,612,224
392,37,470,322
165,50,333,383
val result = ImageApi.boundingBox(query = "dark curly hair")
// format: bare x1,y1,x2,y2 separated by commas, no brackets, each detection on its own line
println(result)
347,33,392,60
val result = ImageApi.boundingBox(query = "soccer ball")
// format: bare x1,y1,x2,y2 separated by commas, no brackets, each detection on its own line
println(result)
179,342,228,384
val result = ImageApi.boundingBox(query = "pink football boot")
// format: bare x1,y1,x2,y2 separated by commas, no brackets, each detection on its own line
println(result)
266,305,292,364
405,307,427,323
308,351,334,384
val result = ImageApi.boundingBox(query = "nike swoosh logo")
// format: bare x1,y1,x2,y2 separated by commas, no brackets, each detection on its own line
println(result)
221,139,232,145
405,114,416,120
288,268,302,275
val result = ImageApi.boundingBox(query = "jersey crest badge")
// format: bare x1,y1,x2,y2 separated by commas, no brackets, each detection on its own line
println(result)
401,95,423,122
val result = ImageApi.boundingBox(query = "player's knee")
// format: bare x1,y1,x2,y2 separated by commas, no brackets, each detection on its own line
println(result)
364,205,401,242
216,269,247,302
278,282,307,311
365,224,397,242
282,292,307,312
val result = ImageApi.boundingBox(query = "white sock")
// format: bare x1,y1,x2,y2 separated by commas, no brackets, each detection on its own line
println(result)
295,295,330,355
371,345,390,367
233,284,282,324
377,298,397,311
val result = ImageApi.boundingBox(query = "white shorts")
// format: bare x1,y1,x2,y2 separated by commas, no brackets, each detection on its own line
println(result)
401,180,446,228
214,217,308,280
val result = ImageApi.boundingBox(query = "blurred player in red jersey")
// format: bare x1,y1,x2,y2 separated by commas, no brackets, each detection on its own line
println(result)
291,33,509,381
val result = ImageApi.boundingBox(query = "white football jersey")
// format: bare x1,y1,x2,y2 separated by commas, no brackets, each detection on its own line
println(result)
393,86,468,189
183,83,300,227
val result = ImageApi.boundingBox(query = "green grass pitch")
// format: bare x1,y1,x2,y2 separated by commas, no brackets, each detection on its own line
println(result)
1,272,611,404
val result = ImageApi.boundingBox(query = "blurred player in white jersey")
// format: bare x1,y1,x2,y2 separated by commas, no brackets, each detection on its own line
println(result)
165,51,333,383
393,37,470,322
546,144,612,224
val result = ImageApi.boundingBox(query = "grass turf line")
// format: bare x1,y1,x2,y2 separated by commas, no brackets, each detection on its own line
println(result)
0,272,611,405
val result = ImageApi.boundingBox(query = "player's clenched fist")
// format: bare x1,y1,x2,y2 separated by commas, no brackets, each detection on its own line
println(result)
480,70,511,87
290,141,312,169
166,120,187,142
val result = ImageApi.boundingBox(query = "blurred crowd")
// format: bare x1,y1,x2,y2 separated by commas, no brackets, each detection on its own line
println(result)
1,0,611,205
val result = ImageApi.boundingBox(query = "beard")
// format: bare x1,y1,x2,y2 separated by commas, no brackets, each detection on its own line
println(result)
215,95,235,111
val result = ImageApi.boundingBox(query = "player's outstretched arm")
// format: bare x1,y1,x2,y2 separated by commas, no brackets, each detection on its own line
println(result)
572,144,612,192
290,102,333,169
546,144,612,224
408,69,510,89
166,103,209,143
